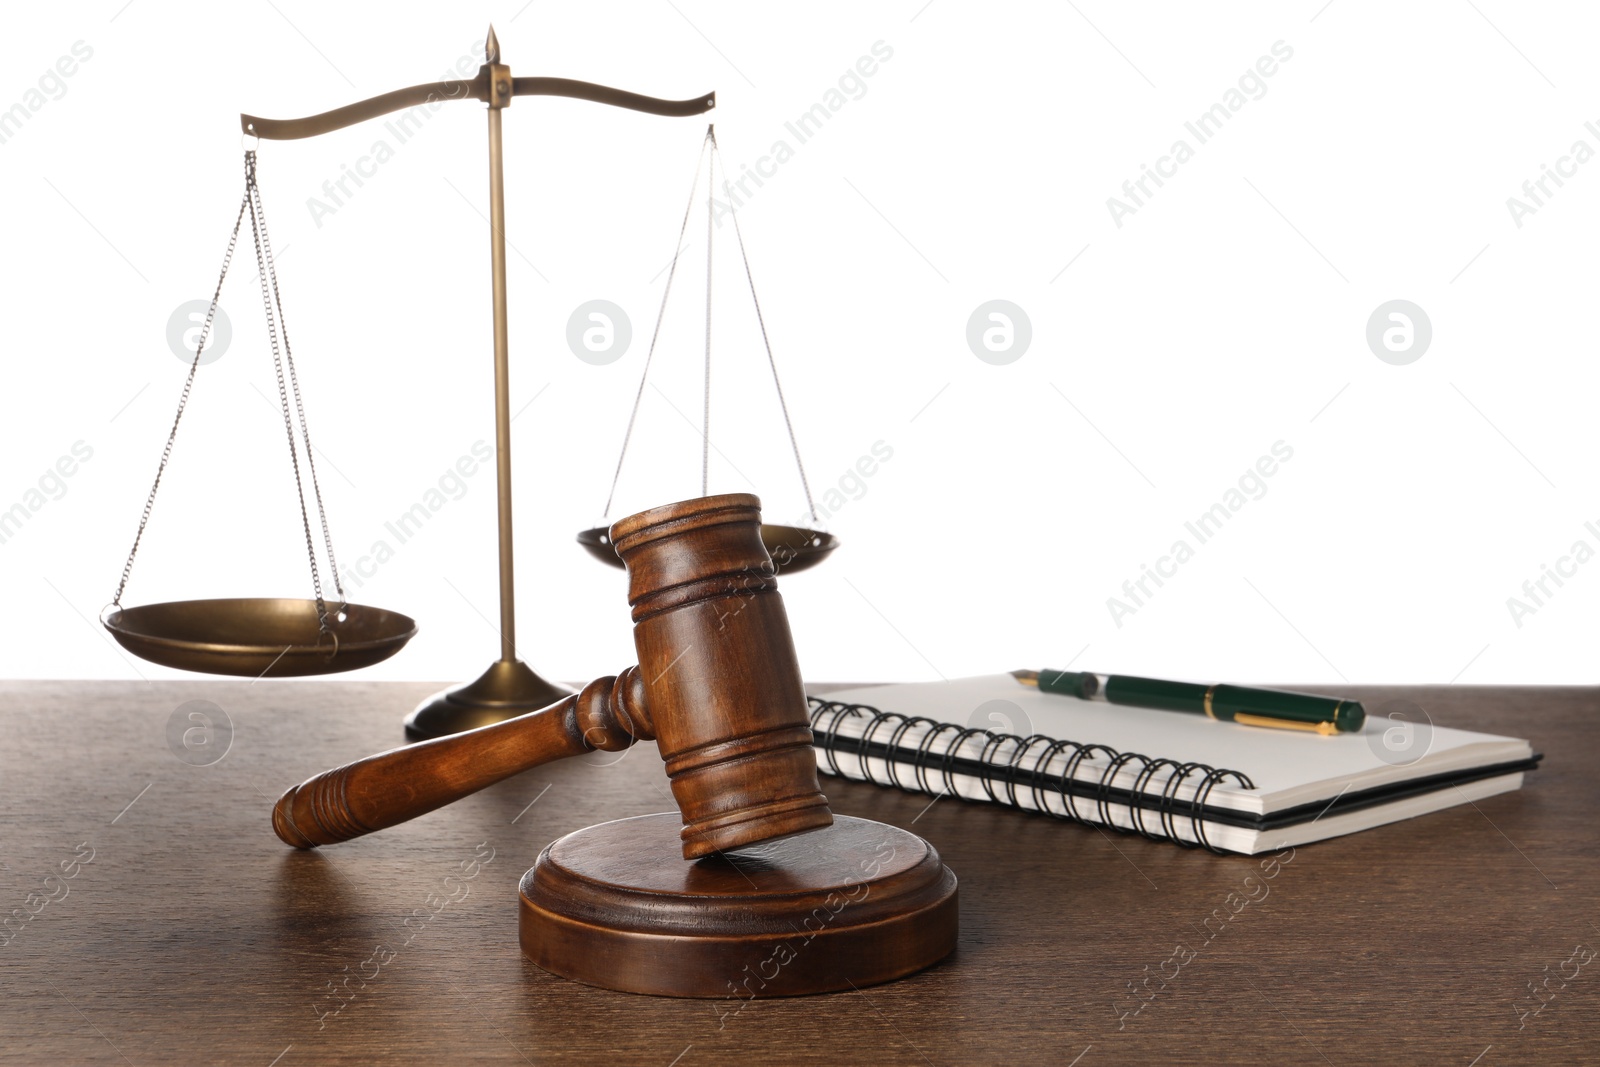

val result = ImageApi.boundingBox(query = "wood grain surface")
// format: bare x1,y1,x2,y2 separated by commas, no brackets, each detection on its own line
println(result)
1,680,1594,1065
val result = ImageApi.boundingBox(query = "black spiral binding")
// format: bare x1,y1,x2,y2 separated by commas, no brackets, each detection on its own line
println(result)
807,697,1257,854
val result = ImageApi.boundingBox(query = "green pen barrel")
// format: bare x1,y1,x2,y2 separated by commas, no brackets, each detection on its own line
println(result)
1211,685,1365,732
1103,675,1210,713
1034,670,1098,699
1041,671,1365,732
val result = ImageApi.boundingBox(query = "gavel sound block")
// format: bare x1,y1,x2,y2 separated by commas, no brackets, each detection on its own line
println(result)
272,493,958,997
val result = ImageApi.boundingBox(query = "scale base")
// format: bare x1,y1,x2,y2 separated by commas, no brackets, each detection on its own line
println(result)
519,812,958,998
405,659,572,740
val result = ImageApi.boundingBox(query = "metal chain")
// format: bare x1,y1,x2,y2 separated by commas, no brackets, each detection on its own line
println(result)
244,153,337,634
248,169,346,615
599,126,819,521
114,151,346,640
709,128,819,522
111,173,251,608
602,126,713,518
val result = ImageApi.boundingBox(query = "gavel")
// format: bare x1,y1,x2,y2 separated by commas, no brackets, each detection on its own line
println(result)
272,493,835,859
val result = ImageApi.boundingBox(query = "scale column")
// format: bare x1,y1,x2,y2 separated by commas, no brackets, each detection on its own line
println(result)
405,26,573,739
486,45,516,660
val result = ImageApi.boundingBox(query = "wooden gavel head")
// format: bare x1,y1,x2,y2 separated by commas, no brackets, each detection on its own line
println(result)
271,492,833,860
613,492,833,857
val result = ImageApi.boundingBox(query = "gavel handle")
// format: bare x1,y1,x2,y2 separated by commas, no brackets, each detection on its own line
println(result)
272,669,652,848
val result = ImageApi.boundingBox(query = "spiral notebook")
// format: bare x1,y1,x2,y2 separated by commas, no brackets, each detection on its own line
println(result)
806,675,1539,854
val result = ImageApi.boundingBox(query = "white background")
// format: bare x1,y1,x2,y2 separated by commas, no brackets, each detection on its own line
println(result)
2,1,1596,688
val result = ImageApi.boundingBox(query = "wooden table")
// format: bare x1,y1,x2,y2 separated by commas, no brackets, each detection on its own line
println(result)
1,681,1593,1065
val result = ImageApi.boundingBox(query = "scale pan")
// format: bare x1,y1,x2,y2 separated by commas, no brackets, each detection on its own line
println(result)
102,598,417,677
577,524,838,575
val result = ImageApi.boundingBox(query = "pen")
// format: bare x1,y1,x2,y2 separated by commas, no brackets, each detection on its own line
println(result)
1011,669,1366,734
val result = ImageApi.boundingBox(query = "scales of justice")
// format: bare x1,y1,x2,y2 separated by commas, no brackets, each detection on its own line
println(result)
101,29,956,998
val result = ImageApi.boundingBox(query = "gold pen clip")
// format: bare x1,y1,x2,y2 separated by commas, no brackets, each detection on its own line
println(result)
1232,712,1339,735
